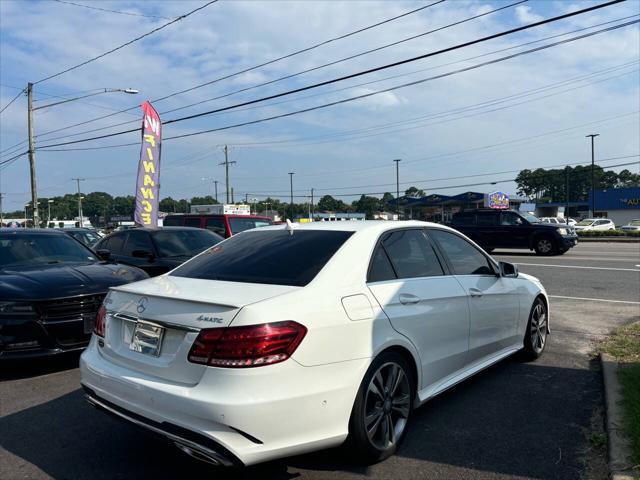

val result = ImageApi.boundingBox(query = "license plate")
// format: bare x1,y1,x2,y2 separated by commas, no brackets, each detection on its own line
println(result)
129,320,165,357
83,315,94,334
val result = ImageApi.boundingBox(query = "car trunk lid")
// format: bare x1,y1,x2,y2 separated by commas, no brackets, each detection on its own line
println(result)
98,275,298,385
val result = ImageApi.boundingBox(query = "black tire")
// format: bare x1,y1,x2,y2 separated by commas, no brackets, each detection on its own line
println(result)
521,297,548,361
346,351,415,464
533,236,557,256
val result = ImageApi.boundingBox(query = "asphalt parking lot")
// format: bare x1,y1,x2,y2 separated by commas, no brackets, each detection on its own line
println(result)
1,242,638,480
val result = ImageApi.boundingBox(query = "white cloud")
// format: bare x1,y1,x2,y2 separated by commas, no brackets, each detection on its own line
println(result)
0,0,638,211
515,5,544,24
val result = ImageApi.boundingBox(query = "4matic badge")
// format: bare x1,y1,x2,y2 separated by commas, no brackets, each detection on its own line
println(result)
196,315,223,324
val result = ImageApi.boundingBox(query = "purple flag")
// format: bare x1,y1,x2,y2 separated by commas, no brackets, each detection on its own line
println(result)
134,101,161,228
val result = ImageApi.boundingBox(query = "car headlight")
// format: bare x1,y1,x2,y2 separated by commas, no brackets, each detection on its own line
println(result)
0,302,35,316
558,228,568,236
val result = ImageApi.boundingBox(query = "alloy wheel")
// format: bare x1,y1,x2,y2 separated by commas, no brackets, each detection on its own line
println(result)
537,239,553,254
364,362,411,450
530,302,548,353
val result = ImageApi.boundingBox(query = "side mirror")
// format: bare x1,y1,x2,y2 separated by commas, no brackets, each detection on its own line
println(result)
96,249,112,261
499,261,518,278
132,249,155,262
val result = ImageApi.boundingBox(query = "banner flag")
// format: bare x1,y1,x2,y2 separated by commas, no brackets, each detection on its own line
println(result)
134,101,162,228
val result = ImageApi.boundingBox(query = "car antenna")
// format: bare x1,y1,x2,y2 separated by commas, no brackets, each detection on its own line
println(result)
285,219,297,235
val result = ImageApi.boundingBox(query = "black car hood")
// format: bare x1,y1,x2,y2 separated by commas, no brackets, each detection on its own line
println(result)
0,262,148,301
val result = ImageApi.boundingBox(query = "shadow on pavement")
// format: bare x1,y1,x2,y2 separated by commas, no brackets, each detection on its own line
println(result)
0,351,603,480
0,351,81,381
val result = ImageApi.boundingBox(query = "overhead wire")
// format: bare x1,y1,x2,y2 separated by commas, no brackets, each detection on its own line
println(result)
33,0,219,84
27,1,448,140
51,0,175,20
35,14,637,152
0,89,25,115
21,13,639,150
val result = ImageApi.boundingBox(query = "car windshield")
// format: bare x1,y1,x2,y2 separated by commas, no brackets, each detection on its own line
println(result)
171,229,354,286
0,233,98,268
629,220,640,226
153,229,222,258
577,220,595,226
520,212,540,223
228,217,272,234
70,231,100,247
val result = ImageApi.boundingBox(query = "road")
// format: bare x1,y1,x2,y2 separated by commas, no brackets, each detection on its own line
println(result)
1,242,638,480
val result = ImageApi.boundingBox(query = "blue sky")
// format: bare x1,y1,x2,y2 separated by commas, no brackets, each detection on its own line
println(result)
0,0,638,212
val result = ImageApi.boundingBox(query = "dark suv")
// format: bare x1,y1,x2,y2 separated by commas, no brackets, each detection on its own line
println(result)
448,209,578,255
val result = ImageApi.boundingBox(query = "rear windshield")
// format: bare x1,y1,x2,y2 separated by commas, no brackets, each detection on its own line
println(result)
228,217,272,234
171,229,353,286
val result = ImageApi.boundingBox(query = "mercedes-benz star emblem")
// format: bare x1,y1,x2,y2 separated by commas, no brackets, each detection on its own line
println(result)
136,297,148,314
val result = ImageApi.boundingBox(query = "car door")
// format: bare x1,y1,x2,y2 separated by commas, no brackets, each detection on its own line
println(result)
498,211,529,248
120,230,167,276
428,228,520,365
367,229,470,392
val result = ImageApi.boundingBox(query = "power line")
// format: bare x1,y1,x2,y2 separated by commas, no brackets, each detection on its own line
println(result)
34,0,218,84
0,89,25,115
26,1,447,141
153,0,526,118
33,1,630,150
20,13,638,150
51,0,175,20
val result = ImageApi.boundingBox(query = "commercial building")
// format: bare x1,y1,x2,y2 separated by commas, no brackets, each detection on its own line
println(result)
535,187,639,225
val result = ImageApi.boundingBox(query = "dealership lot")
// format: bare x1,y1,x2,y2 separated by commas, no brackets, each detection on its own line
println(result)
1,242,638,480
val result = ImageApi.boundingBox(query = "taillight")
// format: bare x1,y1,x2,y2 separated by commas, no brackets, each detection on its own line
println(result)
94,305,106,338
188,321,307,368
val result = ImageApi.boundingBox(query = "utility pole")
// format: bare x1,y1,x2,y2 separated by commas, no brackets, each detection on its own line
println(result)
586,134,599,217
565,167,570,219
219,145,236,204
73,178,85,227
0,193,3,226
288,172,295,220
27,83,39,227
393,159,401,218
214,180,218,203
310,188,314,219
245,193,249,204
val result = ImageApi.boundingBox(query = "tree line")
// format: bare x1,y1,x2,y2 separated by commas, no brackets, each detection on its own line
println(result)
9,164,637,225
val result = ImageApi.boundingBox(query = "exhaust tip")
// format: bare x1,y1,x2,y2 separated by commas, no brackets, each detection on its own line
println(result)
173,441,221,466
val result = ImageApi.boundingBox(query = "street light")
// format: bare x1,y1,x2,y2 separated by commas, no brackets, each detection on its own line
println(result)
586,134,600,217
288,172,295,220
47,199,54,224
26,85,139,226
393,159,401,218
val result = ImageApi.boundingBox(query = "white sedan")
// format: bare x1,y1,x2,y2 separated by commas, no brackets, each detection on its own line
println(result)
80,221,549,467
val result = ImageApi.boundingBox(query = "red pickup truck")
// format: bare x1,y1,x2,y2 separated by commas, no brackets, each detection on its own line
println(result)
163,214,272,238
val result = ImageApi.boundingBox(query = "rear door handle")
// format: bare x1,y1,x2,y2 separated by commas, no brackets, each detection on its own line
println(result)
469,288,483,298
399,293,421,305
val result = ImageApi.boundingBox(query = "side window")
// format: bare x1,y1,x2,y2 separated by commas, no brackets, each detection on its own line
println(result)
367,246,396,282
184,217,201,228
205,217,226,236
382,230,444,279
105,233,125,253
476,212,498,226
123,231,154,256
452,213,475,225
429,229,495,276
500,212,523,226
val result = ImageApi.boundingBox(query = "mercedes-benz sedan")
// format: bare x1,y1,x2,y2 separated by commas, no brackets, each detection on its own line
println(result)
80,221,549,466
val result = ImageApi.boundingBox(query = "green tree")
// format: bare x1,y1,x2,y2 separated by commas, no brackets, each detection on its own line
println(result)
353,195,383,219
404,186,425,197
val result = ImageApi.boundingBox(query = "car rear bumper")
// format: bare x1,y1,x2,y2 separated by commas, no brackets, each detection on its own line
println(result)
80,337,369,466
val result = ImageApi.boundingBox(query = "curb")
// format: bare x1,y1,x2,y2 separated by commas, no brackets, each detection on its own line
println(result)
578,237,640,243
600,353,637,479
